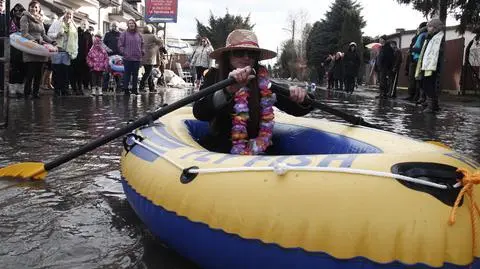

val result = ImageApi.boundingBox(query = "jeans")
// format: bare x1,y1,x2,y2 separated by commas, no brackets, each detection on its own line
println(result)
51,51,71,65
51,52,71,95
139,64,155,91
52,64,70,95
123,60,140,94
24,62,44,97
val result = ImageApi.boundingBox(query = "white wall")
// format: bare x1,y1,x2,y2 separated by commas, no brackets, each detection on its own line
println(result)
400,33,415,49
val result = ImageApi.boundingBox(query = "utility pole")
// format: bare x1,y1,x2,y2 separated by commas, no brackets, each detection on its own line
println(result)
292,20,295,42
437,0,448,25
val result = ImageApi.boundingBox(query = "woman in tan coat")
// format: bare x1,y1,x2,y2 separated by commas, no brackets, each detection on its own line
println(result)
20,0,55,98
139,25,163,93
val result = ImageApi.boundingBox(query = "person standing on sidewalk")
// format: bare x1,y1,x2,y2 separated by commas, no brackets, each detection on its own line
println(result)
8,4,26,98
190,37,213,90
139,25,163,93
48,9,78,96
375,35,394,98
389,41,402,98
332,52,344,91
415,18,445,113
119,19,143,95
343,42,360,94
20,1,55,99
87,32,108,96
0,0,5,97
102,21,121,93
404,22,427,102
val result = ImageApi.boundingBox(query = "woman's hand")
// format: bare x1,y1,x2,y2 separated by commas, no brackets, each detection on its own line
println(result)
289,86,307,103
226,66,255,93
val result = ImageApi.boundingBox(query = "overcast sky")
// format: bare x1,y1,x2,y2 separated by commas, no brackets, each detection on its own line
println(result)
165,0,458,61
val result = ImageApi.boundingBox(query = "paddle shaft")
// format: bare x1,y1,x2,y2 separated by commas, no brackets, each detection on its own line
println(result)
271,81,382,130
44,77,235,171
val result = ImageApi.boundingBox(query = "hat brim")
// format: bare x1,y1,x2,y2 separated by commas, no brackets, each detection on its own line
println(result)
209,46,277,61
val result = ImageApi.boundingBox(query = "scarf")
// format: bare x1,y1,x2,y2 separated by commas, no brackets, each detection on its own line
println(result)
421,31,444,75
63,20,78,60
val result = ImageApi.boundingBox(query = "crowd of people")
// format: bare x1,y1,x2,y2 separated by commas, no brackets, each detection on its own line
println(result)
6,0,168,99
319,17,444,113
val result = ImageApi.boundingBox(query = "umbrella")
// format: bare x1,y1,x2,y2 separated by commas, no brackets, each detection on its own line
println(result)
365,42,382,50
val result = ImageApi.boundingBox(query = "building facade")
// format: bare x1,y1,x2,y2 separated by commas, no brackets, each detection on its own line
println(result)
13,0,144,34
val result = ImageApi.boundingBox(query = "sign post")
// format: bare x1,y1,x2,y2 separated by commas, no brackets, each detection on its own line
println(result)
144,0,178,23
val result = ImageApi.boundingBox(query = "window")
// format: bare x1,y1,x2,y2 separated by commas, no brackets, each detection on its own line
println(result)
103,21,110,35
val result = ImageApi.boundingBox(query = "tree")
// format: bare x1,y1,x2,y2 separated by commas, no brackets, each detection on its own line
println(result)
395,0,480,34
299,23,313,60
279,39,298,78
196,11,254,49
306,0,365,81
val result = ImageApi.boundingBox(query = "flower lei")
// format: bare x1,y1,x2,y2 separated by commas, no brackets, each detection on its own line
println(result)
231,68,276,155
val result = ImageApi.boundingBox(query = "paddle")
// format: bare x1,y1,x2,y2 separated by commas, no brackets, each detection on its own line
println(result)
270,81,382,130
0,77,236,180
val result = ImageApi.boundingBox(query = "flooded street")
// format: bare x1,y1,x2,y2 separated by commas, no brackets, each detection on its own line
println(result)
0,87,479,269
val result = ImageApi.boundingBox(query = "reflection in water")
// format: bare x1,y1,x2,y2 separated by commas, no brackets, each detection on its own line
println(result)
0,88,478,269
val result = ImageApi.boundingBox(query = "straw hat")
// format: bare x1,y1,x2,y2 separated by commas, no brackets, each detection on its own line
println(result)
209,29,277,61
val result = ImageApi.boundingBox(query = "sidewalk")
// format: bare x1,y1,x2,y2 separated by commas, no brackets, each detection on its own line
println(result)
273,79,480,107
357,85,480,106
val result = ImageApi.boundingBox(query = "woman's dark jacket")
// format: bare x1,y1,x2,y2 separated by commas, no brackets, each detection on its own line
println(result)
193,68,313,153
343,50,360,78
332,58,344,80
376,42,395,72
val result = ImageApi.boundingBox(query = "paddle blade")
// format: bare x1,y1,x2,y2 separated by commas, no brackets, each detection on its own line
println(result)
0,162,47,180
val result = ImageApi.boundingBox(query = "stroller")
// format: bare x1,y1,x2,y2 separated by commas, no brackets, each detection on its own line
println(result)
106,55,124,94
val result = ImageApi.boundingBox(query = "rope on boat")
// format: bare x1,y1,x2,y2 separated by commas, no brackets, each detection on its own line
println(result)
132,138,185,170
130,137,462,190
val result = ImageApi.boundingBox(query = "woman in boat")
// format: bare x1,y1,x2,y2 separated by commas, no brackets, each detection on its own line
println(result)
193,29,313,155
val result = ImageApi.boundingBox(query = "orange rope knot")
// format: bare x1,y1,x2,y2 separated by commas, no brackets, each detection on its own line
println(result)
448,168,480,254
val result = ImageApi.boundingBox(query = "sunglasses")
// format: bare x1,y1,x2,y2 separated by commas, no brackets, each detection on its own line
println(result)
231,50,259,59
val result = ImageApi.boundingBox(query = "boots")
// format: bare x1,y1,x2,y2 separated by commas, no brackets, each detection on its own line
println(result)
97,87,103,96
15,84,24,98
41,70,53,89
423,98,440,113
8,84,16,98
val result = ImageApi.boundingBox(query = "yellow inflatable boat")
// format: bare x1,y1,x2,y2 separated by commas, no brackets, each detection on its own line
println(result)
120,107,480,269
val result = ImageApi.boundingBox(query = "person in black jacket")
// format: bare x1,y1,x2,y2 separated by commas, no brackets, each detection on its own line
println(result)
343,42,360,94
8,4,26,98
375,35,395,98
193,29,313,155
389,41,402,98
102,21,121,92
0,0,5,95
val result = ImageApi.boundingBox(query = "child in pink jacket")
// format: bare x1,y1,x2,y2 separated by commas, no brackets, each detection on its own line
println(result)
87,32,109,96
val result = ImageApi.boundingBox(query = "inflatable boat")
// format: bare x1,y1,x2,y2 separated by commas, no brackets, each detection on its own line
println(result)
120,107,480,269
